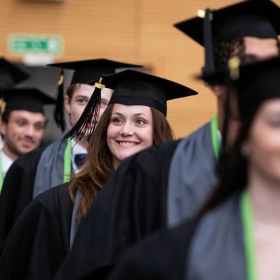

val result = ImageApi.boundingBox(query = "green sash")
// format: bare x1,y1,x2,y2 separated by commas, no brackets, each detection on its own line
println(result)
64,138,72,183
241,189,257,280
210,114,220,162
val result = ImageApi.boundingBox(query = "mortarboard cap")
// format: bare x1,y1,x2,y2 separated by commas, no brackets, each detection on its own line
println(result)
234,56,280,119
99,69,197,116
47,59,143,85
47,59,143,133
65,69,198,140
0,57,29,89
201,55,280,119
0,88,55,115
174,0,280,46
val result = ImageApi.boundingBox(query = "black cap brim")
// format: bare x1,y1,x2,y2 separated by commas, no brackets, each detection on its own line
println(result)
87,69,198,101
174,0,280,45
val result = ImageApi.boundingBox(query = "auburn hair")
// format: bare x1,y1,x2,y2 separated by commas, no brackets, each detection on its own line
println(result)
69,104,174,221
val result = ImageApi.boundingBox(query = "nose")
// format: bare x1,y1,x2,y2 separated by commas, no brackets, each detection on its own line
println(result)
120,122,134,136
24,125,35,137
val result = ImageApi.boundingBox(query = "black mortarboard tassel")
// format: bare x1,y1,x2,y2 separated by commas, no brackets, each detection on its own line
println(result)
64,78,104,141
64,69,198,141
202,8,215,75
48,59,143,133
53,69,66,132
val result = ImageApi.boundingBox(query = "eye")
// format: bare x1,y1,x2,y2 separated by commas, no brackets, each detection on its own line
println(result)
16,120,27,126
34,124,44,131
76,98,88,105
111,118,123,124
100,99,109,108
136,119,146,125
269,120,280,127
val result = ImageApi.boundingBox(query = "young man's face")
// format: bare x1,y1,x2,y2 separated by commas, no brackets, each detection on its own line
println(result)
0,110,47,159
64,84,113,127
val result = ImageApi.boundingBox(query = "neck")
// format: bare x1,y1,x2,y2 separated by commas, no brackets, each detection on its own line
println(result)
73,136,88,150
2,145,18,161
248,171,280,228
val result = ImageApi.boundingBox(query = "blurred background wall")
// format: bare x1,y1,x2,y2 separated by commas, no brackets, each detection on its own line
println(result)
0,0,268,141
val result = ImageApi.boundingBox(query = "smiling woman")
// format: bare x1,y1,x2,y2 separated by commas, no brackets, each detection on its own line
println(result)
67,69,197,221
107,104,154,169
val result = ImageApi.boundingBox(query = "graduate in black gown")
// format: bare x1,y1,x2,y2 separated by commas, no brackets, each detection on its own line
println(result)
107,55,280,280
53,1,280,280
0,70,196,280
0,59,139,254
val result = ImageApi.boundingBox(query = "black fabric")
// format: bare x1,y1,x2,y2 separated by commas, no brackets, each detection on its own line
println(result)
0,147,46,254
74,153,87,168
54,140,180,280
174,0,280,46
0,57,29,89
0,184,73,280
1,88,55,113
47,58,142,85
107,219,198,280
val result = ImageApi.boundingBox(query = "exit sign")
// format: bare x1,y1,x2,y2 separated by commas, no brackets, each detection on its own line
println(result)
8,34,64,55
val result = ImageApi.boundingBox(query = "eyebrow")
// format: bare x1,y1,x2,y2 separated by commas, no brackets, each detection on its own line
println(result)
75,95,89,98
15,117,45,124
239,54,259,65
112,112,150,118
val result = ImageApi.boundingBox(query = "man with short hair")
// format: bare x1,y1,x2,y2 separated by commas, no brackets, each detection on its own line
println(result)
0,89,51,175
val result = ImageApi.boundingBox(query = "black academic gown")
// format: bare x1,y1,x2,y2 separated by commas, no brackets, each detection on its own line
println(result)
107,192,249,280
107,220,197,280
54,140,180,280
0,184,73,280
0,147,45,254
54,120,218,280
0,138,71,254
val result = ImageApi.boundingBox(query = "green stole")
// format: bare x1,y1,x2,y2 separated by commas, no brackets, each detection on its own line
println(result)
241,189,257,280
210,114,220,162
64,138,72,183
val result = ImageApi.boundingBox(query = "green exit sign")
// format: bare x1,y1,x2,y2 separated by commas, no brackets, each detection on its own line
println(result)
8,34,64,55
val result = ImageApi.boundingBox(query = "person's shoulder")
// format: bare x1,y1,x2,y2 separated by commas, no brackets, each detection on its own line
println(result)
13,146,46,167
108,218,198,280
134,139,182,162
35,183,70,205
135,120,211,160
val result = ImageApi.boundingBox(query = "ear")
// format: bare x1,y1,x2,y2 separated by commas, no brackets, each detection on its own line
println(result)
209,85,225,97
64,95,71,114
241,143,250,158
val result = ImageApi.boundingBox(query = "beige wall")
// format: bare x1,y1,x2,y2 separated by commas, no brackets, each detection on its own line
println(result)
1,0,278,138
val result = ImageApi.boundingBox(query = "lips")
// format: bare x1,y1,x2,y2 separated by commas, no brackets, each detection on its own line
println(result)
20,138,34,147
116,141,140,147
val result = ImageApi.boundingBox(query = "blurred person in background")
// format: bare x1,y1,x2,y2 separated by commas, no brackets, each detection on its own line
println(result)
106,55,280,280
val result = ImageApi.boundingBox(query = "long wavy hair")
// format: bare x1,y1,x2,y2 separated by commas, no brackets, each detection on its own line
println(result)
69,103,174,221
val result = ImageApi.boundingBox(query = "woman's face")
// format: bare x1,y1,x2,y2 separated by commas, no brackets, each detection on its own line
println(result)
107,104,154,169
65,84,113,126
244,99,280,184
